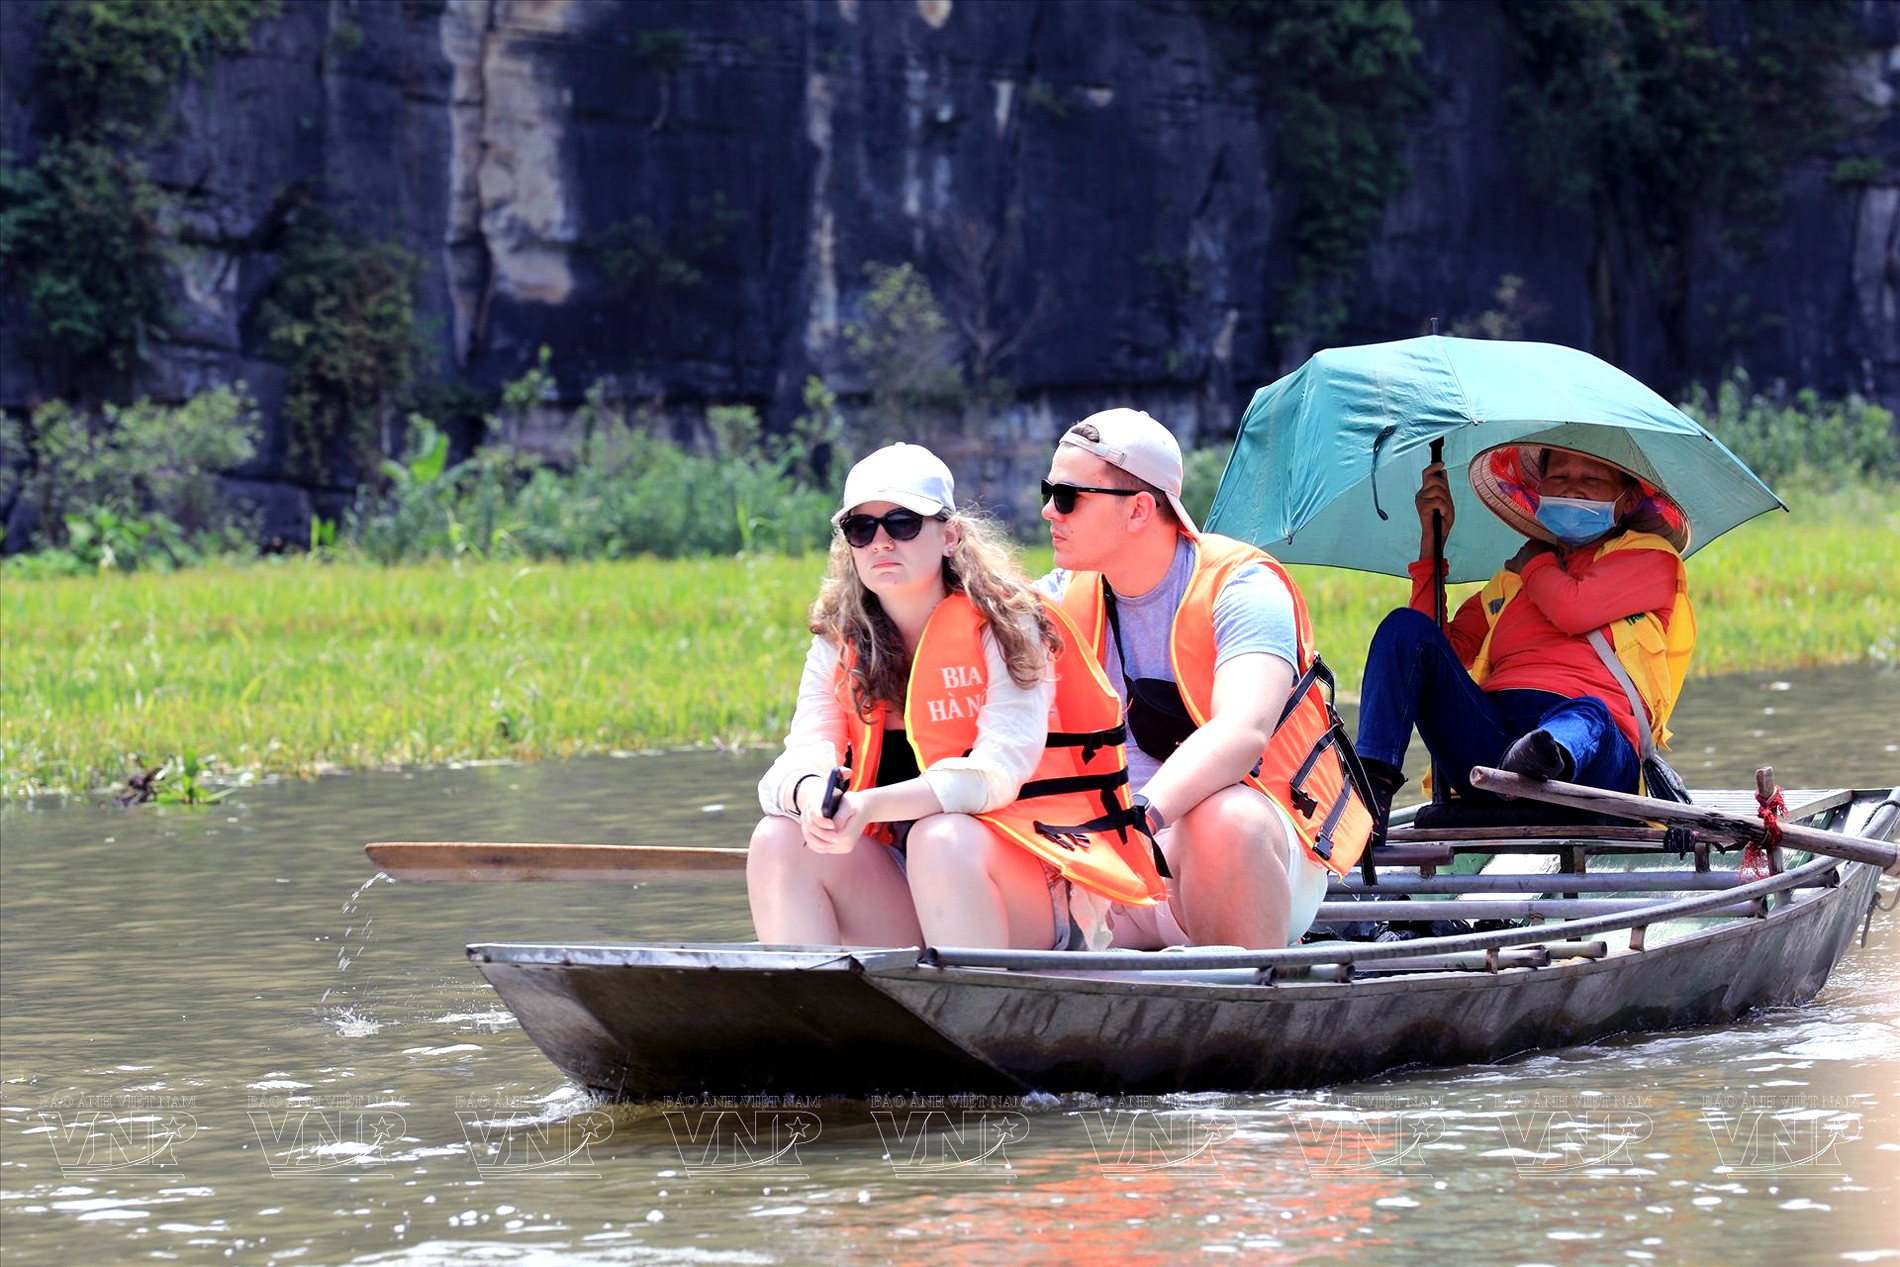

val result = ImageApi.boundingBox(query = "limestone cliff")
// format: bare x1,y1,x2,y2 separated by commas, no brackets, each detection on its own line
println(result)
1,0,1892,526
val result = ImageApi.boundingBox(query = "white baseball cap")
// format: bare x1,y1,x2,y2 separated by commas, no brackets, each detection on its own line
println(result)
832,443,956,524
1058,408,1198,534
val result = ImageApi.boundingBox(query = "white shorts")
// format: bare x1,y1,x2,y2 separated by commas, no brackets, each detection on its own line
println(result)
1104,795,1330,949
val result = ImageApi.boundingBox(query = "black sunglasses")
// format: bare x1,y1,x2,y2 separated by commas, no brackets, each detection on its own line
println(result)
838,508,936,548
1041,480,1140,515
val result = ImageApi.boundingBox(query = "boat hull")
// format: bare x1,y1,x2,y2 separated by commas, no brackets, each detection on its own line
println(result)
471,860,1880,1100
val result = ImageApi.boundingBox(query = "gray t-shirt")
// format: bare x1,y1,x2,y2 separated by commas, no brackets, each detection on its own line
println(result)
1038,537,1298,791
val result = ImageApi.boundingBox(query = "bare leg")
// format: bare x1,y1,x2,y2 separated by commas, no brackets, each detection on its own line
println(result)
745,816,923,947
904,814,1057,951
1166,785,1293,949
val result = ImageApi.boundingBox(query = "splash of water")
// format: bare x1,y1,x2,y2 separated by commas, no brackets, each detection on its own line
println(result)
335,873,389,970
342,872,389,914
321,872,391,1017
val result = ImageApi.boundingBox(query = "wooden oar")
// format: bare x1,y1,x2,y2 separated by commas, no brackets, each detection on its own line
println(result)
1467,767,1900,874
365,841,748,883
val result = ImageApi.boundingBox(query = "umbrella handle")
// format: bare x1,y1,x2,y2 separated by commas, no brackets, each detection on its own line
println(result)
1429,436,1447,805
1429,437,1446,628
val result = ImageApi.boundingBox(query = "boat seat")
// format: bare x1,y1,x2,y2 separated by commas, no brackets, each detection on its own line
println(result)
1409,799,1624,830
1364,842,1456,867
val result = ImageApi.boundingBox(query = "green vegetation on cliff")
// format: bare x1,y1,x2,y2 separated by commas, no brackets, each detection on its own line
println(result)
1203,0,1428,344
1503,0,1859,367
258,209,419,478
0,0,278,380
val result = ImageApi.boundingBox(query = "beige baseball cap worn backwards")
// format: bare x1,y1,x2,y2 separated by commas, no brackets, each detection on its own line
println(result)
1059,407,1199,533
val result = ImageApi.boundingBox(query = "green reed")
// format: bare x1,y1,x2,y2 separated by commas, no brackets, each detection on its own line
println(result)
3,488,1893,797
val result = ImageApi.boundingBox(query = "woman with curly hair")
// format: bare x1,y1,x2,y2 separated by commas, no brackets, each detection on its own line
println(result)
748,444,1165,951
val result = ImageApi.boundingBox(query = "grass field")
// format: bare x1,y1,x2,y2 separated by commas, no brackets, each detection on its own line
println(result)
3,487,1894,797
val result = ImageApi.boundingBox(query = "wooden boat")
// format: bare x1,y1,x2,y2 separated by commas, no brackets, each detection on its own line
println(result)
459,783,1900,1101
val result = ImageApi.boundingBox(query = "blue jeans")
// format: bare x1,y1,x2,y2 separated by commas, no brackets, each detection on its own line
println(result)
1355,608,1639,799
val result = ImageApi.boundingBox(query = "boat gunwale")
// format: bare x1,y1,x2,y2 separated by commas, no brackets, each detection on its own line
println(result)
1385,786,1855,843
865,874,1866,998
468,854,1866,981
922,852,1854,972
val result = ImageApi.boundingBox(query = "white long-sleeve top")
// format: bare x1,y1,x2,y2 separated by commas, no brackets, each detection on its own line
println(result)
757,617,1055,819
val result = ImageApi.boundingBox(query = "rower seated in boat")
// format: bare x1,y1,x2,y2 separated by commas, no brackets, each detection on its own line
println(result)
747,443,1166,952
1354,444,1697,836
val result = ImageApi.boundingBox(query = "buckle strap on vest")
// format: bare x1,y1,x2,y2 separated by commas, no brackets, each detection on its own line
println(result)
1275,656,1336,735
1017,770,1129,802
1304,716,1379,865
1045,724,1127,764
1028,801,1171,878
1285,726,1338,818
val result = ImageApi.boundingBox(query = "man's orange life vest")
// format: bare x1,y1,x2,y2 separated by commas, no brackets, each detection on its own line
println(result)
1056,534,1375,877
832,593,1166,906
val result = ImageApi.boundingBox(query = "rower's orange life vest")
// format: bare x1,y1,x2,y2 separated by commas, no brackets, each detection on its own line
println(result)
833,592,1167,906
1056,533,1375,877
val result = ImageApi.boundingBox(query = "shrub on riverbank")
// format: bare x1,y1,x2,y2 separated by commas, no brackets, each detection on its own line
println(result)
2,486,1893,798
0,386,261,573
348,403,835,563
1681,369,1898,488
7,365,1892,574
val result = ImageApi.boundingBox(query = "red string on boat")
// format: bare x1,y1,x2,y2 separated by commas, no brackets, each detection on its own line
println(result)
1741,785,1788,880
1758,785,1788,847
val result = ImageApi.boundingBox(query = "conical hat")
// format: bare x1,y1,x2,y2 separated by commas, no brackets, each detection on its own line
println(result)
1468,443,1690,552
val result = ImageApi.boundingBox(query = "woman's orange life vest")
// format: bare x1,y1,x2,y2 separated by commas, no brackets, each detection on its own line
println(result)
832,592,1167,906
1056,534,1375,877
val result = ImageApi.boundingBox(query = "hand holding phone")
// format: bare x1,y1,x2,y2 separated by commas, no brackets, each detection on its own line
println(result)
821,767,847,818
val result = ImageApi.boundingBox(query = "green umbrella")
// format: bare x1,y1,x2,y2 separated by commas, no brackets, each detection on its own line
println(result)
1205,336,1784,583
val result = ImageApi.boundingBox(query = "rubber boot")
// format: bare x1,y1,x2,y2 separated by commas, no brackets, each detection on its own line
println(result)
1499,729,1575,782
1361,758,1406,847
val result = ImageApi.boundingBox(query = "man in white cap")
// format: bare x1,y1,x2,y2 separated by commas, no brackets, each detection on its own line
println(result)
1037,408,1353,949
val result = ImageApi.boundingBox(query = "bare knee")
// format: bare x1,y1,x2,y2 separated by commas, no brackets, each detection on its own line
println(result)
1174,787,1288,875
746,815,807,882
905,814,999,879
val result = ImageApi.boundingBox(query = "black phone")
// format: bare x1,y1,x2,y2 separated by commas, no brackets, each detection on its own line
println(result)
820,767,847,818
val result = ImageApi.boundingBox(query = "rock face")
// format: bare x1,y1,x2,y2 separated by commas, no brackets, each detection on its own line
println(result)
2,0,1895,521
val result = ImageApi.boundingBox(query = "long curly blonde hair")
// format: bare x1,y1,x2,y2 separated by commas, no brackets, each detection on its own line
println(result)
810,511,1058,719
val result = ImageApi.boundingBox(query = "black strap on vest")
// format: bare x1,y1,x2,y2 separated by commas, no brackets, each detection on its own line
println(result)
1045,723,1127,764
1285,726,1337,819
1017,770,1128,802
1029,801,1169,877
1030,799,1143,845
1311,775,1354,863
1275,657,1327,733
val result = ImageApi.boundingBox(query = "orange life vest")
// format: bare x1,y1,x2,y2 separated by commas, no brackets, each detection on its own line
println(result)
833,593,1167,906
1056,534,1376,877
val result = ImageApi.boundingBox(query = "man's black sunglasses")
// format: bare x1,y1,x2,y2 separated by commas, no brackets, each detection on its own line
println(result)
838,508,937,548
1041,480,1139,515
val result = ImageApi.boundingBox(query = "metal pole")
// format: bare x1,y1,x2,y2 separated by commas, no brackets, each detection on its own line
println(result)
1429,433,1446,804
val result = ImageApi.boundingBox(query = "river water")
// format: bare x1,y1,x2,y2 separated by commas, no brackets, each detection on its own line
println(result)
2,665,1896,1265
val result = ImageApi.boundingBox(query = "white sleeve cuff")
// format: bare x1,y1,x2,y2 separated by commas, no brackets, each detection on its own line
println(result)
922,762,1016,816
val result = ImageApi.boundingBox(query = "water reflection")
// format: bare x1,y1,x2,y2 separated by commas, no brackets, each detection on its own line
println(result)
1,665,1895,1264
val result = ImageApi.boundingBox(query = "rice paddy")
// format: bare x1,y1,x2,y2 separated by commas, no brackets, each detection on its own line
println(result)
3,487,1893,797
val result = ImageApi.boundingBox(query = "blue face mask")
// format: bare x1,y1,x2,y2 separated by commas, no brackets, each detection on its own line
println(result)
1535,495,1619,546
